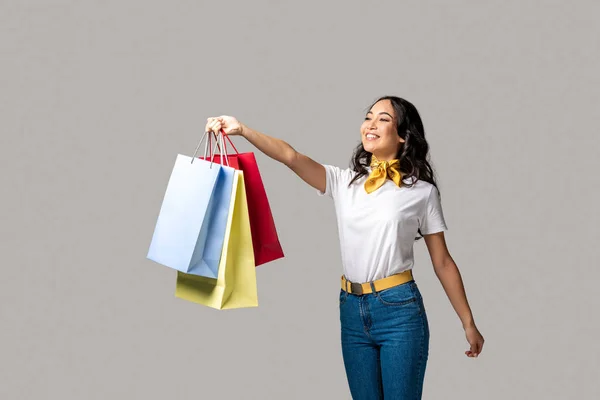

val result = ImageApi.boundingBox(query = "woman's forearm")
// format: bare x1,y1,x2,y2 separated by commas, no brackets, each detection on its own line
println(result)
434,261,476,329
240,124,297,167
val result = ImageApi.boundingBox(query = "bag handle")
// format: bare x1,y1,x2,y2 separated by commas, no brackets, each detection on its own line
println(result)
205,128,240,157
191,130,213,163
190,130,230,168
220,129,240,155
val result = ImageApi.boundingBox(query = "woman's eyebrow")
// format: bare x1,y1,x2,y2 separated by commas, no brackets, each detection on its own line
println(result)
366,111,394,118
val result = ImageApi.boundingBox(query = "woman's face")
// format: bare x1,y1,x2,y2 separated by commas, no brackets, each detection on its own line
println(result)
361,99,405,160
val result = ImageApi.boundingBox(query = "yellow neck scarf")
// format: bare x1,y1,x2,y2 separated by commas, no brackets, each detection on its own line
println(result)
364,155,403,194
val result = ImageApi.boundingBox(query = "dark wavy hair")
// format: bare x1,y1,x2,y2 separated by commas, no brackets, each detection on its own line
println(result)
348,95,442,241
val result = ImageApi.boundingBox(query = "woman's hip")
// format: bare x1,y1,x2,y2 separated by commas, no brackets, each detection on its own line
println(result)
339,279,429,342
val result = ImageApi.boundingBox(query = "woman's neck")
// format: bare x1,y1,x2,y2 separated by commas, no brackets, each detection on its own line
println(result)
372,152,397,162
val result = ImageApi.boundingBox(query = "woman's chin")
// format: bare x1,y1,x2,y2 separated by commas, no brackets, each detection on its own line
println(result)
362,142,376,153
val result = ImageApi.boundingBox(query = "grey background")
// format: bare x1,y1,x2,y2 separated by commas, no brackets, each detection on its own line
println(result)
1,0,598,399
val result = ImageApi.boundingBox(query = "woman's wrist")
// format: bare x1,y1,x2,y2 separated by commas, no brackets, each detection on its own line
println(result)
240,123,250,138
462,319,476,329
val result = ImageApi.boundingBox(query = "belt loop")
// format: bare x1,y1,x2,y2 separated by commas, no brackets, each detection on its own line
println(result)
369,281,376,294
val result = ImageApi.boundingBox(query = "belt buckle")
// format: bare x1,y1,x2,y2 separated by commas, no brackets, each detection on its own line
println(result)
350,282,363,295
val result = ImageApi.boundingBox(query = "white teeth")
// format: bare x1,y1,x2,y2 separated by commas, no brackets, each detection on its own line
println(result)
366,134,379,139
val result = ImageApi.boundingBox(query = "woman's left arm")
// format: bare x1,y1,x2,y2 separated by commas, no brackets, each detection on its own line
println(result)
423,231,485,358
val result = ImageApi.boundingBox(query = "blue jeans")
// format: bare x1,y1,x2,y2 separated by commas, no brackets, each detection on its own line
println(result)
339,280,430,399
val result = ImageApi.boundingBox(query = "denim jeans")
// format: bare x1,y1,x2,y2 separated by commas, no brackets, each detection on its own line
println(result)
339,280,430,400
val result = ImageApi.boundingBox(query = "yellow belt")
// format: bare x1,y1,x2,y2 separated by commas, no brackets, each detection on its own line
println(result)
341,270,414,295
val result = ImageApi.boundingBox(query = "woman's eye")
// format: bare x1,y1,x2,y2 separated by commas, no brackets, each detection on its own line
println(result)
364,117,389,122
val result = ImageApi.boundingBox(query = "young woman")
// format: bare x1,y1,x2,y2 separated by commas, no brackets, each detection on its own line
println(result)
205,95,484,399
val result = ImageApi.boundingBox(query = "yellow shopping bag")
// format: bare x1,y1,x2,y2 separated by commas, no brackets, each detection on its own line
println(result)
175,170,258,309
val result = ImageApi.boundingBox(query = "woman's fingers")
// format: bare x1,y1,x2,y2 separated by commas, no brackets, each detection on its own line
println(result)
464,325,484,358
206,117,223,134
206,116,241,136
467,341,482,357
205,118,215,133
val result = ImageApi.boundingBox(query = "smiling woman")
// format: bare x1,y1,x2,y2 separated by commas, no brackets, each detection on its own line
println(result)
361,100,404,160
204,95,484,400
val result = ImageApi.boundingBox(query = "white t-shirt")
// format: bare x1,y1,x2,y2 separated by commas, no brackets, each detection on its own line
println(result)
317,164,448,283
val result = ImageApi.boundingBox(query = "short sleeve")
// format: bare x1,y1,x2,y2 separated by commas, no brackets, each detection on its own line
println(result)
316,164,344,199
419,185,448,234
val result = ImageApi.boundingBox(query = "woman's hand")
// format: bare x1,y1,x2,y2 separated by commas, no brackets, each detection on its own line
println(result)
464,325,484,358
205,116,244,137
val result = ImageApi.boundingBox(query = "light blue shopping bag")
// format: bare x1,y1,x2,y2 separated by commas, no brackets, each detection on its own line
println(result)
147,132,236,278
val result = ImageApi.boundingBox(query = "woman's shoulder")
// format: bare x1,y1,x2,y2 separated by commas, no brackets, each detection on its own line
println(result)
321,164,357,176
401,176,437,198
400,174,429,187
322,164,354,178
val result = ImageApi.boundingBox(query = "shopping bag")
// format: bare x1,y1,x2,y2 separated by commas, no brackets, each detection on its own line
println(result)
175,170,258,309
200,131,284,266
147,132,236,278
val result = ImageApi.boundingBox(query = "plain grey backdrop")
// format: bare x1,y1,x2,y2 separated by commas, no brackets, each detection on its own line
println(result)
1,0,599,399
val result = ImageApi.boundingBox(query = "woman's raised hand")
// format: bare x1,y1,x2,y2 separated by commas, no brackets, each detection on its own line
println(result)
205,116,244,136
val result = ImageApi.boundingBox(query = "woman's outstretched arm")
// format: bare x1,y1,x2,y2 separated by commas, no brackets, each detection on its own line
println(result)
206,116,326,193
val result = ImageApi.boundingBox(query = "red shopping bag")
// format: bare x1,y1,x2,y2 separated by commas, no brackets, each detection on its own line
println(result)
199,131,284,266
